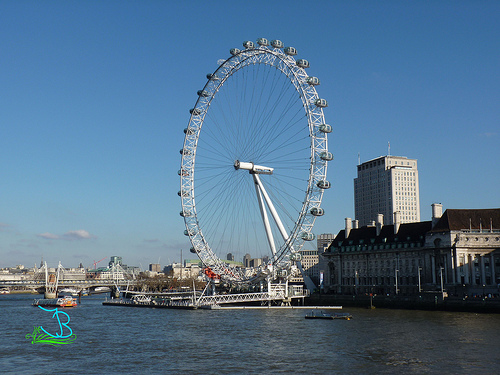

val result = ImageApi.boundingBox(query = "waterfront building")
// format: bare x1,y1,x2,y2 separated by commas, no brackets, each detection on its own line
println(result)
87,257,139,280
317,233,335,287
0,265,34,281
164,261,202,280
149,263,161,273
354,155,420,226
284,235,335,287
61,267,86,281
322,205,500,297
298,250,320,285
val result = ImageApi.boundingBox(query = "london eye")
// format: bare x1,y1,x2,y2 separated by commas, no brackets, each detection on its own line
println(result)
179,38,332,284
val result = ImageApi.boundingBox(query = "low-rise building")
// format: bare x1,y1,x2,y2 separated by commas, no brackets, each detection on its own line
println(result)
164,261,202,279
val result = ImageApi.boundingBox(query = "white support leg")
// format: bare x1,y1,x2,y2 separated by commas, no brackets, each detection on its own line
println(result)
253,173,289,243
253,174,276,256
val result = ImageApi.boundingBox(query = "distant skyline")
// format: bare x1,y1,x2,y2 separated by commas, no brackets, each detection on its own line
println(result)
1,1,499,268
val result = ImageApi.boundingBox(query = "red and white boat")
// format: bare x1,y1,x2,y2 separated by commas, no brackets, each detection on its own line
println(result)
33,296,77,308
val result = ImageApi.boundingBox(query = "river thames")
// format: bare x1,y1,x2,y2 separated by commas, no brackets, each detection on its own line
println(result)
1,294,499,374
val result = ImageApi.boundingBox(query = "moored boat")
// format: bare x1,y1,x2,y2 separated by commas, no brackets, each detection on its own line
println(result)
305,310,352,320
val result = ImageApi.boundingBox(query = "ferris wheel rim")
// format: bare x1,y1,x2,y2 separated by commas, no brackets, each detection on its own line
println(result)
180,39,330,283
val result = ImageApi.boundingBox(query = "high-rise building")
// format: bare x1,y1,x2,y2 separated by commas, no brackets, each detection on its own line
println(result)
317,233,335,253
354,155,420,226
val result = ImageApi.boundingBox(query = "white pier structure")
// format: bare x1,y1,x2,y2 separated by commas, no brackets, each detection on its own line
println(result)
115,282,309,309
196,283,306,308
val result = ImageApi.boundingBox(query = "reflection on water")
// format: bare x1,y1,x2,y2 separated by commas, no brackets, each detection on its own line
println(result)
1,294,499,374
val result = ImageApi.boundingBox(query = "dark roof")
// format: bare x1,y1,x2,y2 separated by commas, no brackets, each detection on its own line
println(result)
327,208,500,252
431,208,500,232
329,221,432,248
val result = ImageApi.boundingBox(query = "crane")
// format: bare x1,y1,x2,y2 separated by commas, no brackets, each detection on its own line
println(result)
93,257,107,269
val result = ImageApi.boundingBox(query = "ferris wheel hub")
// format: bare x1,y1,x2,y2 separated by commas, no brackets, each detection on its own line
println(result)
234,160,274,175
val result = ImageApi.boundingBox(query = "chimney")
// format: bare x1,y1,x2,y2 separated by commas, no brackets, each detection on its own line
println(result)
431,203,443,228
352,220,359,229
393,211,400,234
345,217,352,238
376,214,384,236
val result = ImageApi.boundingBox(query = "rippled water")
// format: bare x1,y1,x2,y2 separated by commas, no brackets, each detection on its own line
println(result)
1,294,499,374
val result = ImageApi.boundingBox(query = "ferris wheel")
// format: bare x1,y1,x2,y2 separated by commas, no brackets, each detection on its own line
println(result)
179,38,332,284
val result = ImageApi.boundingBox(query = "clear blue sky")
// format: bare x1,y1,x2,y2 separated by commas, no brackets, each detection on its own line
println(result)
1,1,499,269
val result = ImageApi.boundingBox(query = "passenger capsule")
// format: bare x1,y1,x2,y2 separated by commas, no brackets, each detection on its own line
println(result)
319,124,332,133
179,148,191,156
317,180,331,189
178,190,190,197
296,59,310,68
243,40,254,49
230,48,240,56
190,247,196,254
179,210,192,217
178,169,189,176
301,232,315,241
184,127,195,135
290,252,303,261
284,46,297,56
257,38,269,46
310,207,325,216
320,151,334,161
270,40,283,48
184,229,195,236
197,90,209,97
315,98,328,108
306,76,320,85
206,73,219,80
189,108,201,115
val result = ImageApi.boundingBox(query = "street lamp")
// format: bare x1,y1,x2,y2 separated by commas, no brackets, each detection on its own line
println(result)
418,267,422,293
354,270,358,295
440,266,444,300
395,269,399,295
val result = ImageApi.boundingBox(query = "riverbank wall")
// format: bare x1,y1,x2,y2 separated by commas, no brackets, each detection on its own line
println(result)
307,294,500,313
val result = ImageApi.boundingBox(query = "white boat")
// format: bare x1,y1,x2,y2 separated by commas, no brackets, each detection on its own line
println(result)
59,288,79,296
94,286,111,293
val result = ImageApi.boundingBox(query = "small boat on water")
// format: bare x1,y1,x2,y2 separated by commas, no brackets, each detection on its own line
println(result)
305,310,352,320
33,296,77,308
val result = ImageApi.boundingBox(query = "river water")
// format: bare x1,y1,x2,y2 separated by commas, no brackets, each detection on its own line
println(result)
1,293,499,374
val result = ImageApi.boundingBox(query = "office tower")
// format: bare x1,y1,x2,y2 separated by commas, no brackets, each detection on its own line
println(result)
317,233,335,253
354,155,420,226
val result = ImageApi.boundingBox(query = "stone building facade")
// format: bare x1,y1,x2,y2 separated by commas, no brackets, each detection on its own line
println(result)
322,206,500,297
